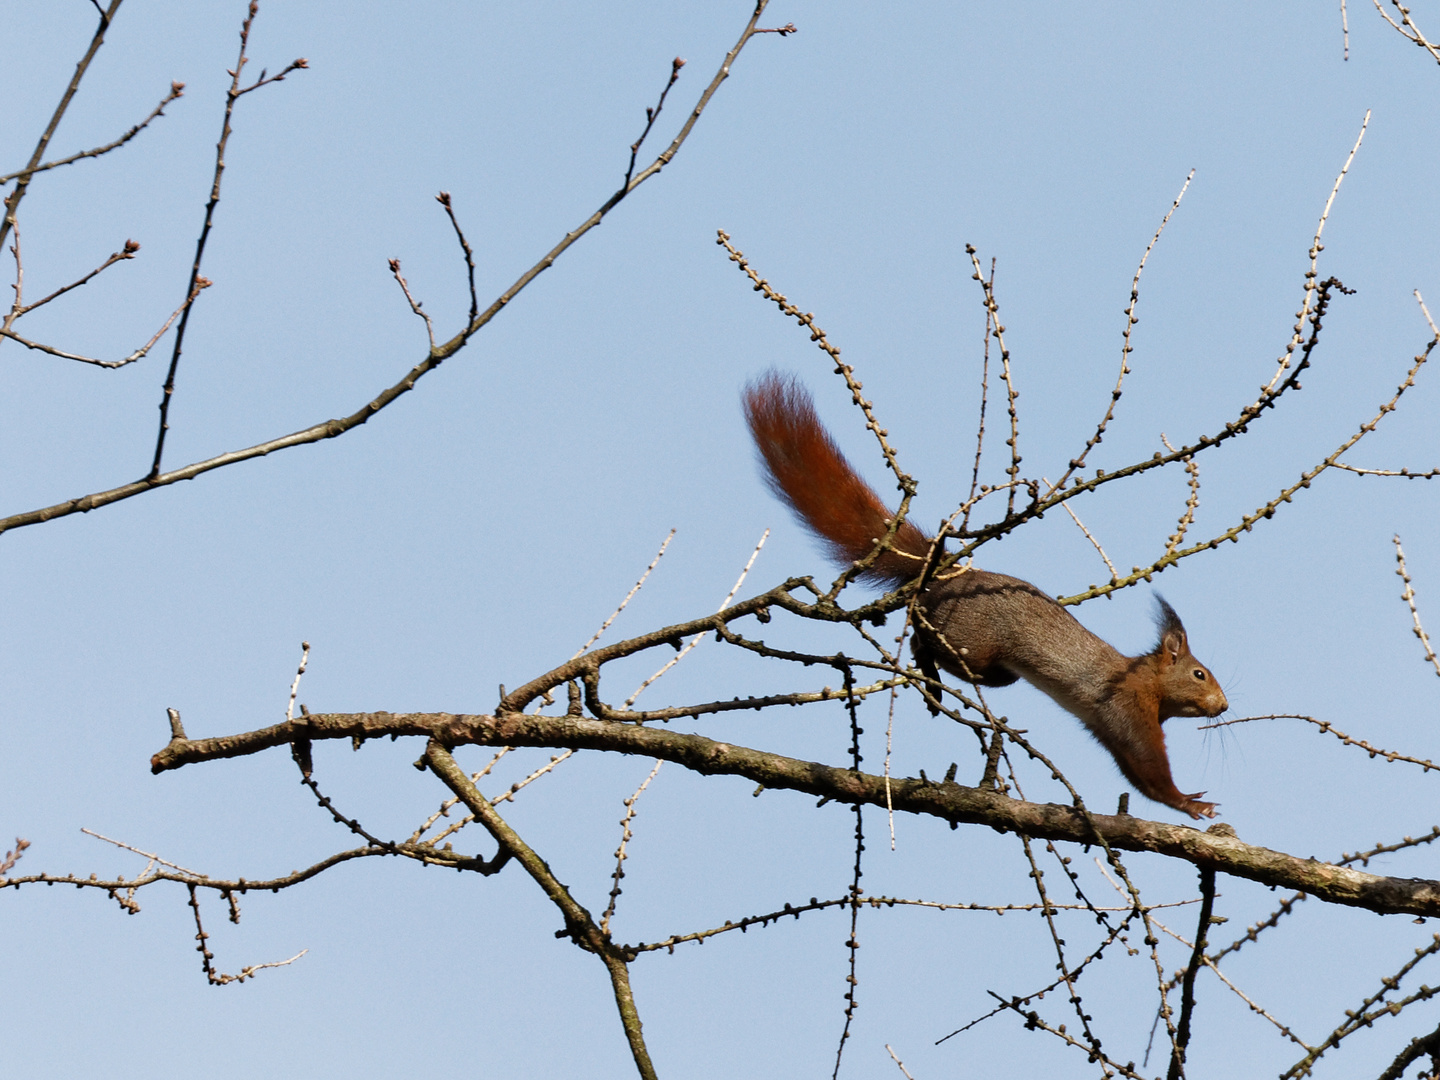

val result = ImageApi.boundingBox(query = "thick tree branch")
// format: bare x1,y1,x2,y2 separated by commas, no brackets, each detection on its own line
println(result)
423,742,656,1080
151,709,1440,918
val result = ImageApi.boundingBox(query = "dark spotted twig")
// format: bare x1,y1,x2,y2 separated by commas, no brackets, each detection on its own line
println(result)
623,57,687,189
149,1,309,480
1166,867,1216,1080
601,758,664,935
832,664,866,1080
436,191,478,325
187,883,307,986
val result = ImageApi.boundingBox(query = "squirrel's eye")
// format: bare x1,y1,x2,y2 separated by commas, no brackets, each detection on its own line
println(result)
1192,668,1206,681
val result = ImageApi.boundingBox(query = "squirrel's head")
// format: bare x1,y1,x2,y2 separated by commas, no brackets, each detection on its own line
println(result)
1153,596,1228,720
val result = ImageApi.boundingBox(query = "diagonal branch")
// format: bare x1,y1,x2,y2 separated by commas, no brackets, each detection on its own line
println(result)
423,742,657,1080
0,81,184,186
0,0,126,254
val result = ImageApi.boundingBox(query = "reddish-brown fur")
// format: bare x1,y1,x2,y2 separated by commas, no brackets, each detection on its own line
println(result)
743,373,1228,819
744,374,930,581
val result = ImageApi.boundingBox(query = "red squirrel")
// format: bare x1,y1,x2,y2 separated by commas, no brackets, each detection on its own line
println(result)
743,373,1228,819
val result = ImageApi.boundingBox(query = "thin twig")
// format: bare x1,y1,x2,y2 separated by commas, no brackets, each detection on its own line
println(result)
624,529,767,706
1050,171,1194,496
436,191,478,325
832,664,865,1080
0,81,184,186
1418,290,1440,339
1374,0,1440,63
623,58,687,189
885,1045,916,1079
882,605,915,849
0,0,126,254
1046,475,1119,584
1394,536,1440,677
81,827,196,875
574,529,675,659
1160,434,1202,558
1332,463,1440,478
149,2,309,480
601,758,665,934
966,246,1023,515
286,641,311,720
1266,114,1368,394
388,258,435,351
7,239,139,319
716,232,922,597
962,257,996,533
1202,713,1439,772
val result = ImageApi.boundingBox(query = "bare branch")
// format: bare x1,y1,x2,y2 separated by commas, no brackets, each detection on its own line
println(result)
387,258,436,352
572,529,675,659
1204,712,1439,772
1374,0,1440,63
0,3,778,538
435,191,478,325
1393,536,1440,677
423,742,657,1080
150,0,310,480
622,57,687,189
8,238,139,318
150,708,1440,917
1050,171,1194,495
0,0,127,254
0,81,184,186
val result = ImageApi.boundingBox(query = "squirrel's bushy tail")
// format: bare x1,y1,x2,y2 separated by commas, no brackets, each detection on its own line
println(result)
743,372,930,584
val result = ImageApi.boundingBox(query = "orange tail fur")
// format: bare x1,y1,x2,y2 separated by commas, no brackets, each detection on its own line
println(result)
742,373,930,584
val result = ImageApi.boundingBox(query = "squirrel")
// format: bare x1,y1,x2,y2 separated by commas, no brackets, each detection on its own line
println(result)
742,372,1228,819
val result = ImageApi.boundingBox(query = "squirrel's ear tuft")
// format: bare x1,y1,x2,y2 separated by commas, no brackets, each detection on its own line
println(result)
1153,595,1188,655
1153,595,1183,633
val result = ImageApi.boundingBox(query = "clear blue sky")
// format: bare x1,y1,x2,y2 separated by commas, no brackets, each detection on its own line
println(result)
3,2,1438,1077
